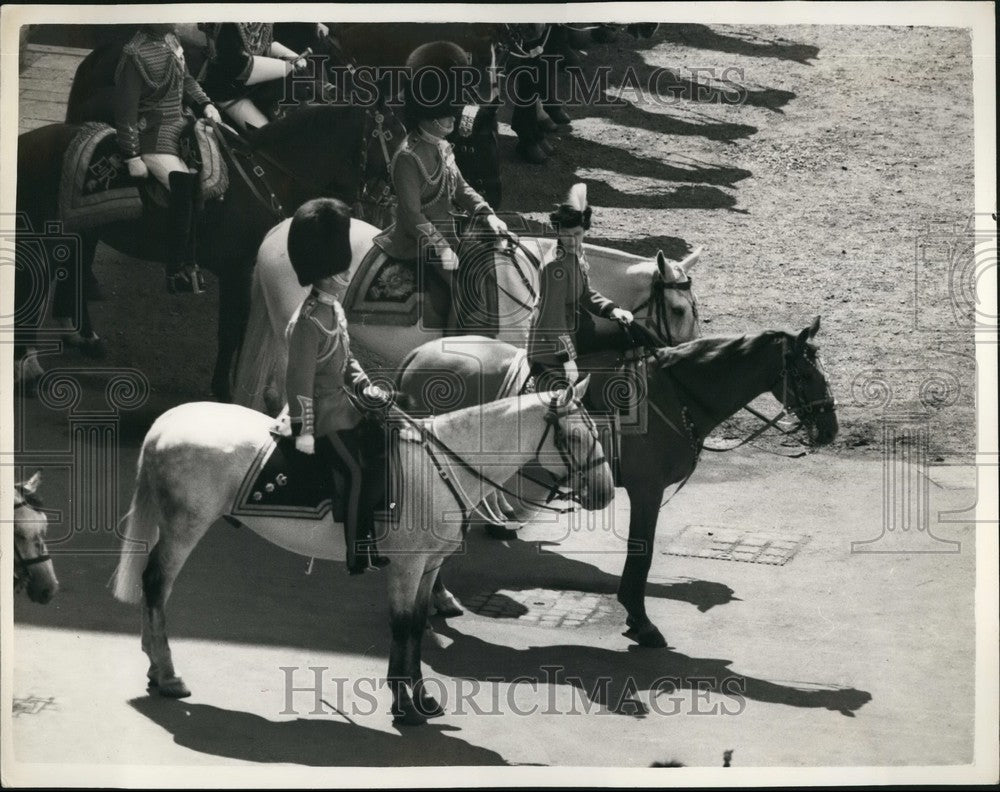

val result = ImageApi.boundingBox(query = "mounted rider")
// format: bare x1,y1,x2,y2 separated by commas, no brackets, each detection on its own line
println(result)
198,22,308,130
284,197,392,575
113,23,222,294
372,41,508,325
527,183,636,387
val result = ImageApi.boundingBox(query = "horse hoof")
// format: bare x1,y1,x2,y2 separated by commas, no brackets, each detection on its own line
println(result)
416,694,445,719
433,591,464,618
623,623,667,648
156,677,192,698
392,704,427,727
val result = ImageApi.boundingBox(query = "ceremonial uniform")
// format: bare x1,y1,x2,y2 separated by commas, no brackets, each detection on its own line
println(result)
527,242,619,369
373,129,492,264
285,288,388,574
200,22,275,101
113,28,212,159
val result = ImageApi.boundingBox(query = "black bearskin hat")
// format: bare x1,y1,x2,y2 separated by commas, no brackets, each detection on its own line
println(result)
403,41,471,124
287,198,353,287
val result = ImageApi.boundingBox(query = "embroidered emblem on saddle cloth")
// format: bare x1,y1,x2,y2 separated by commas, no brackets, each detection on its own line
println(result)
58,121,228,232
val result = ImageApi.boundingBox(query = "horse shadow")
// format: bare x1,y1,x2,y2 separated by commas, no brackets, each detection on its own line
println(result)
128,697,511,766
441,533,740,614
425,621,872,719
653,24,820,65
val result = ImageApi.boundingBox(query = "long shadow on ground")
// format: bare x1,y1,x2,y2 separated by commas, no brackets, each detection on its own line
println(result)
426,620,872,718
129,698,511,766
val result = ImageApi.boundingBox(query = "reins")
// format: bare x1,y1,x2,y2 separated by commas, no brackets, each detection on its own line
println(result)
385,396,603,524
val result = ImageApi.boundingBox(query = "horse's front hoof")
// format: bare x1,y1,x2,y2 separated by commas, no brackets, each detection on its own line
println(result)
155,676,192,698
432,589,464,618
623,620,667,648
392,702,427,727
416,693,445,720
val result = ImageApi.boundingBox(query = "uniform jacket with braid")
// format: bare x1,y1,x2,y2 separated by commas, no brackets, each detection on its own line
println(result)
200,22,275,101
285,290,373,436
373,130,492,261
113,29,212,159
527,242,619,366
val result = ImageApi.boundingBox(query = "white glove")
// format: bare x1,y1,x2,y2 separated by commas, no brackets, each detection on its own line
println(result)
439,248,460,271
203,104,222,123
486,214,508,235
316,23,330,38
295,433,315,455
126,158,148,179
610,308,634,324
563,359,579,384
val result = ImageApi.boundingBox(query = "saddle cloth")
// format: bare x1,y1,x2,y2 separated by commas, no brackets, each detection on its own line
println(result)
231,431,402,526
58,120,228,232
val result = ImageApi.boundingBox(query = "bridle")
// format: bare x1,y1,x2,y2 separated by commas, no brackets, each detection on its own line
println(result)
12,504,50,593
632,273,696,348
703,337,837,455
392,394,605,525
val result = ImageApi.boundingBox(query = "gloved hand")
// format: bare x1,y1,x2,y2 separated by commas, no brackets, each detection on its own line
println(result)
439,247,460,271
610,307,634,324
486,214,508,235
316,22,330,38
563,359,579,384
295,433,315,455
126,157,148,179
203,104,222,123
361,384,392,408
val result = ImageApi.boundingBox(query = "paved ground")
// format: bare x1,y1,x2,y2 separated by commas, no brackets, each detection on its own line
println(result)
6,22,992,780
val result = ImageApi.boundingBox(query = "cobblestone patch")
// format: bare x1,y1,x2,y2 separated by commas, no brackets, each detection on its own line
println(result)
465,588,625,628
663,525,809,565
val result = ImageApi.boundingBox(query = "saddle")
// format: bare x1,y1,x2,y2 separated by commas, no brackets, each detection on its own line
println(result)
57,121,228,232
345,245,452,329
230,430,401,527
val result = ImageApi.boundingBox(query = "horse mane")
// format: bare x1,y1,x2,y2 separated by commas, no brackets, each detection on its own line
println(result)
651,330,785,371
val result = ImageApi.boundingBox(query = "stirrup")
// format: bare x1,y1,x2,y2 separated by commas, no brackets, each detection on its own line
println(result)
166,266,206,295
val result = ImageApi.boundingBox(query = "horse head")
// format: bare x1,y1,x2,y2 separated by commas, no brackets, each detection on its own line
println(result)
12,471,59,604
771,316,838,446
538,376,616,512
643,248,703,347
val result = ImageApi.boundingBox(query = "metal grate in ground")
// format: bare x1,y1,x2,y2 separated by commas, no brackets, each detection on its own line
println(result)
662,525,809,565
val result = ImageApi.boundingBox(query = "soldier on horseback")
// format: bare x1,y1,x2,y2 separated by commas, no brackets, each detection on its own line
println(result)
113,23,222,294
198,22,308,130
527,184,637,387
285,198,392,575
372,41,508,325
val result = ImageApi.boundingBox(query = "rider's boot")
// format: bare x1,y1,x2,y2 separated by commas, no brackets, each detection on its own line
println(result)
165,171,205,295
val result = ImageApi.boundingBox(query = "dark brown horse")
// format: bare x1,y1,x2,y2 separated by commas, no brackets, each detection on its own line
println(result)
397,318,838,647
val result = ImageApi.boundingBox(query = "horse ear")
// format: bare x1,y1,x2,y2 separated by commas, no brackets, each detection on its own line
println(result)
23,470,42,495
794,317,821,350
679,246,702,276
656,250,669,279
572,375,591,402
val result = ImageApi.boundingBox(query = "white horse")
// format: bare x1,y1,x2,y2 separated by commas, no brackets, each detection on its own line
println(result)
12,472,59,604
232,216,702,415
111,377,613,724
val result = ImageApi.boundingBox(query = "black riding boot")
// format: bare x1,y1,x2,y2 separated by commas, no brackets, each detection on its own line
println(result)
166,171,205,295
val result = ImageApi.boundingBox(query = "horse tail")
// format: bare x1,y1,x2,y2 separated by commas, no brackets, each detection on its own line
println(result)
232,264,278,413
111,451,160,605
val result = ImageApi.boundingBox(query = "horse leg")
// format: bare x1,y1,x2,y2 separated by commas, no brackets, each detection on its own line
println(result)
387,560,426,725
409,568,445,719
52,232,105,358
140,519,206,697
431,570,463,617
213,260,252,402
618,483,667,648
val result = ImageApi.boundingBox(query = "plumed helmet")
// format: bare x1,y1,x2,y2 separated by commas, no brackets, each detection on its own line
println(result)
287,198,353,287
549,183,592,231
403,41,471,124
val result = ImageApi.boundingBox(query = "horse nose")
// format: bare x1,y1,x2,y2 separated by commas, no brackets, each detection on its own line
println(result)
34,582,58,604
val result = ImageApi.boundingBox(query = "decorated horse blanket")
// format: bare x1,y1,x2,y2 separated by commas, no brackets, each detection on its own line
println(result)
58,120,228,232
